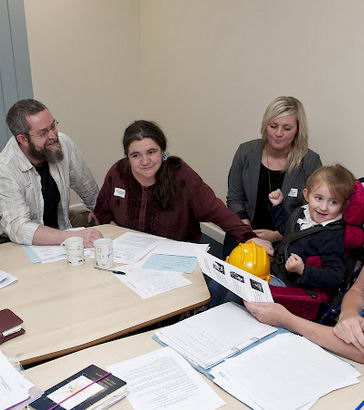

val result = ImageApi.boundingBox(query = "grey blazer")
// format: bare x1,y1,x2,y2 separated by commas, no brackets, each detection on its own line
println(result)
227,139,322,221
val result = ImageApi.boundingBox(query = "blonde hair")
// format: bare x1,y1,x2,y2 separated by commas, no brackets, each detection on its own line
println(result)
306,164,355,208
261,96,308,173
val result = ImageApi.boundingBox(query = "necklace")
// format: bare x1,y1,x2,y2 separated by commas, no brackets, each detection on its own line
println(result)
266,151,272,193
265,151,286,193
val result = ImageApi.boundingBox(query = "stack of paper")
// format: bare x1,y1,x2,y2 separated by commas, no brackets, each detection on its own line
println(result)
108,346,225,410
21,244,66,263
111,237,209,298
113,265,192,299
112,232,164,264
210,333,362,410
155,302,277,369
22,245,93,263
0,351,41,410
0,270,17,288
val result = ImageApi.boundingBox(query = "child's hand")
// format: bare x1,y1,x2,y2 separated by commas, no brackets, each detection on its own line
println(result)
285,253,304,275
269,189,284,206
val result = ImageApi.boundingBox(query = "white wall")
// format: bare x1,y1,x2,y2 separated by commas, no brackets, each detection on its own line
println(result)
24,0,364,204
24,0,142,191
140,0,364,199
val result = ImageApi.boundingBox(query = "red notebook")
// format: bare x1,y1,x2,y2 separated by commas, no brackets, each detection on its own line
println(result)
0,308,25,344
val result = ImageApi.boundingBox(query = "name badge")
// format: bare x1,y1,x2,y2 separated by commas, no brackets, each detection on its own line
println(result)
114,188,126,198
288,188,298,198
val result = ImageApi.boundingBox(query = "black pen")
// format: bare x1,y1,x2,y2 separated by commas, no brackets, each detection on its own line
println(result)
94,266,126,275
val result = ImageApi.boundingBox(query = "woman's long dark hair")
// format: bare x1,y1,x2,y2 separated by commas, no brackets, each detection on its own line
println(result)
123,120,182,210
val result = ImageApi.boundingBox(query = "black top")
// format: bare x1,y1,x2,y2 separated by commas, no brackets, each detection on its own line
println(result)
34,162,60,229
270,204,345,288
251,163,285,230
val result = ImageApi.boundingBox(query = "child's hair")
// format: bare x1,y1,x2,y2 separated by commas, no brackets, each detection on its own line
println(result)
306,164,355,208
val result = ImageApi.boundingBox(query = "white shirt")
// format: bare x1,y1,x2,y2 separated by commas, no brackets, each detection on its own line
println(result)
297,204,342,230
0,133,99,244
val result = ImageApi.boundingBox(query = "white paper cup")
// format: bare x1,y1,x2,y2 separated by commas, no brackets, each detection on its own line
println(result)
61,237,85,266
94,238,114,269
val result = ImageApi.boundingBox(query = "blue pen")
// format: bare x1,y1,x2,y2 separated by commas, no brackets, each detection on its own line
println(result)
355,401,364,410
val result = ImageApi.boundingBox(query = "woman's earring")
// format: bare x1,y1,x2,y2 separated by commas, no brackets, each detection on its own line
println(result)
162,151,170,161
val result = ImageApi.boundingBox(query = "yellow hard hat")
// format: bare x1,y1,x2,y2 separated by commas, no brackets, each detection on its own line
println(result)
226,241,271,282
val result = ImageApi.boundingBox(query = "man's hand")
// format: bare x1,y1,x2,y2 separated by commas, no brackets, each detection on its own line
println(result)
334,311,364,354
253,229,282,243
285,253,304,275
78,228,103,248
269,189,284,206
247,237,274,256
87,210,100,226
241,218,251,226
244,301,292,328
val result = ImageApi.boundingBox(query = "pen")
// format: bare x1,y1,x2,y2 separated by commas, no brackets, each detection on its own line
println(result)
355,401,364,410
94,266,126,275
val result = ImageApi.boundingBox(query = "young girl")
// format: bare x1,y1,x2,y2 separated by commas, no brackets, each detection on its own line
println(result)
268,164,355,289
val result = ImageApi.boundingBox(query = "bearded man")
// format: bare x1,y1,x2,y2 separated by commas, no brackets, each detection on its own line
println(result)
0,99,102,246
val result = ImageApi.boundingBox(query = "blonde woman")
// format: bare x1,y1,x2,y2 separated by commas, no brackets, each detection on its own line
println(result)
224,96,322,257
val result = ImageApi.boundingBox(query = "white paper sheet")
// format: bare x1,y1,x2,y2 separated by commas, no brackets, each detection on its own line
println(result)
113,266,192,299
0,270,17,288
210,333,361,410
0,352,39,410
107,347,225,410
197,250,273,302
152,240,209,257
156,302,277,369
112,232,164,264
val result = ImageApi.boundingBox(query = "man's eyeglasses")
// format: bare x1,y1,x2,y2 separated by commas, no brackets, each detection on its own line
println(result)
25,120,59,139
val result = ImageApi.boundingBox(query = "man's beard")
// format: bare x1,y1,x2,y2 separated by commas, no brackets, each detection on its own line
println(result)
28,139,64,163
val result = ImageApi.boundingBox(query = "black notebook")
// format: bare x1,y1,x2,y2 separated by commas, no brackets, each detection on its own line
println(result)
29,364,127,410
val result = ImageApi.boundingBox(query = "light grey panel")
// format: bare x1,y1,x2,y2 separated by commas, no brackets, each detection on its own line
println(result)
0,0,18,111
8,0,33,100
0,0,33,150
0,74,9,148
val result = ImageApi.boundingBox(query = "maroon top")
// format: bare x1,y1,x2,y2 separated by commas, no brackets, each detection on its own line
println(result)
94,159,256,243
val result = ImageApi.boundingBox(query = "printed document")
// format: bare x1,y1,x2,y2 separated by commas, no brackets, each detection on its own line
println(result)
0,351,40,409
113,266,192,299
107,346,225,410
210,333,361,410
197,250,273,302
112,232,164,264
0,270,17,288
152,240,209,257
156,302,277,369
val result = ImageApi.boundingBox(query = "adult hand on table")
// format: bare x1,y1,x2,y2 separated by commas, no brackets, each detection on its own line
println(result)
78,228,103,248
334,312,364,354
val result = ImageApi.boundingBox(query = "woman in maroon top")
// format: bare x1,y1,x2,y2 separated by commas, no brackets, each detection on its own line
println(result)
94,120,272,253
